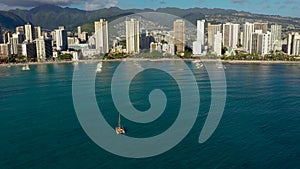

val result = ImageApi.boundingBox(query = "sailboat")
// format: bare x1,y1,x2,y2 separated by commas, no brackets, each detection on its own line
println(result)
115,112,125,135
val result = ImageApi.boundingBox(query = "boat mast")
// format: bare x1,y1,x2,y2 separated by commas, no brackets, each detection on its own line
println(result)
118,112,121,127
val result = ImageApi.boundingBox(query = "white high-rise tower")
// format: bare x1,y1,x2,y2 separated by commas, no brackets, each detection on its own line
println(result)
55,27,68,51
25,23,34,42
126,18,140,54
193,20,205,55
197,20,205,44
213,31,222,56
271,24,282,51
94,19,109,54
243,22,255,52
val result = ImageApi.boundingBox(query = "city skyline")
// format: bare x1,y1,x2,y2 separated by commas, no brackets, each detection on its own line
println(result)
1,16,296,60
0,0,299,18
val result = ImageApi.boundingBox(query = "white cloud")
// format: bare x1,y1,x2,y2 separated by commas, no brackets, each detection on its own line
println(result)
0,3,29,10
85,0,119,10
0,0,80,7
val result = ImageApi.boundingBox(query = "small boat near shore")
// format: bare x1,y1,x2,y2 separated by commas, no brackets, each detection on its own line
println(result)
195,62,204,69
96,62,102,72
22,64,30,71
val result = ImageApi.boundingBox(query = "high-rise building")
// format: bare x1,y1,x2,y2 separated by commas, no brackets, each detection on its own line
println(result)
197,20,205,45
193,20,205,55
213,31,222,56
94,19,109,54
173,19,186,54
80,32,88,42
168,43,176,55
16,26,25,35
25,23,34,42
15,26,26,43
150,42,163,53
36,36,52,62
77,26,82,39
251,32,263,55
271,24,282,51
207,23,222,50
254,22,268,33
55,27,68,51
0,26,3,43
34,26,42,40
243,22,255,52
240,32,244,47
222,23,240,48
126,18,140,54
68,37,80,45
193,41,202,55
11,33,24,54
58,26,65,30
3,31,11,44
140,29,155,51
250,30,271,55
287,32,300,56
18,41,36,59
263,31,272,55
0,44,11,58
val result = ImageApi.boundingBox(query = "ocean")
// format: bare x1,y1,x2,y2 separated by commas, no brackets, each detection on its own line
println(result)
0,61,299,168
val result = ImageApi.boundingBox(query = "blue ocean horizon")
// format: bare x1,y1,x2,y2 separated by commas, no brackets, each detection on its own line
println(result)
0,61,299,168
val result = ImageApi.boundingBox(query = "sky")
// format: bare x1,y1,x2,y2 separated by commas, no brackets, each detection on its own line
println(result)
0,0,299,18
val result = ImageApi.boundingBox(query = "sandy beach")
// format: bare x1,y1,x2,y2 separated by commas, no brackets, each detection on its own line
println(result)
1,58,300,67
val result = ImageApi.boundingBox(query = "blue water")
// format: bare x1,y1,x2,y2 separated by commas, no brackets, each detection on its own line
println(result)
0,62,299,168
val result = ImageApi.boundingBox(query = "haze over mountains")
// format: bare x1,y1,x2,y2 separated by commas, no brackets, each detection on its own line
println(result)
0,5,300,33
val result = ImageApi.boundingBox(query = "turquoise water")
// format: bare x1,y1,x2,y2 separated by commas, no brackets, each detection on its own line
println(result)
0,62,299,168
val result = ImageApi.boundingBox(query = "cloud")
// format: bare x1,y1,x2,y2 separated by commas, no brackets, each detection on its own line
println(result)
0,0,119,10
84,0,119,10
231,0,247,3
0,0,81,7
0,3,23,10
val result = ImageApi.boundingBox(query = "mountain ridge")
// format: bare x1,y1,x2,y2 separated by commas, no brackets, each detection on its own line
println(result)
0,5,299,32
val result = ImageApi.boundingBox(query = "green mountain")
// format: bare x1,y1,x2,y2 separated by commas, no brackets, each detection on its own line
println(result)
0,11,26,30
10,5,88,30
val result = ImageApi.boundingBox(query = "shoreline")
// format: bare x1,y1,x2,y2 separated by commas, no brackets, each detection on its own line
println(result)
1,59,300,67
